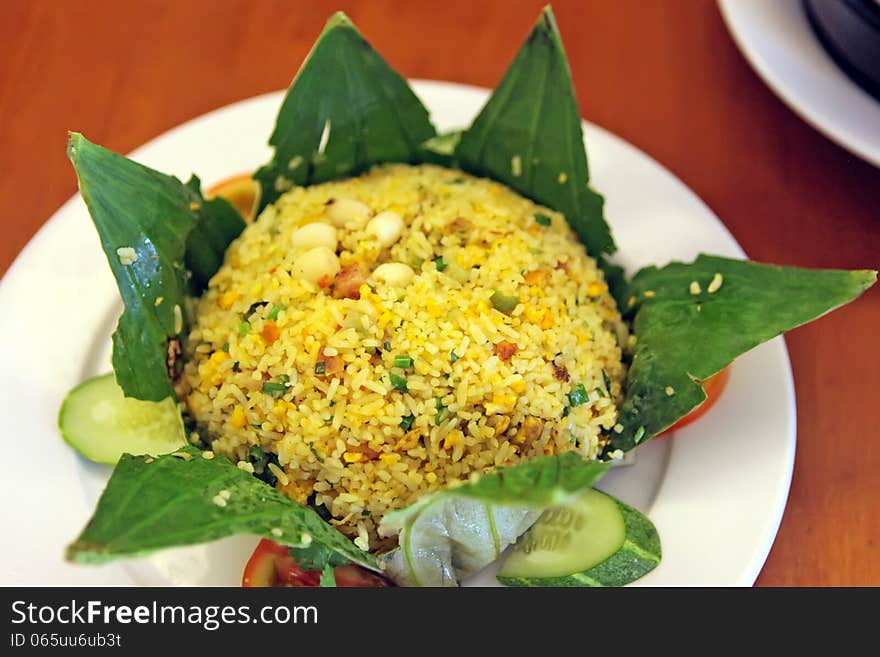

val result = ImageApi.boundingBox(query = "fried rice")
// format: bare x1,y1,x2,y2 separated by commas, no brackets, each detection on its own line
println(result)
180,163,629,550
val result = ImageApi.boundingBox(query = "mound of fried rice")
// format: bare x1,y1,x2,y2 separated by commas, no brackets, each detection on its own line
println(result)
180,164,629,551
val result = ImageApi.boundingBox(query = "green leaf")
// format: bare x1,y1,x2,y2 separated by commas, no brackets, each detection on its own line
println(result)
455,7,615,257
377,452,609,586
65,446,377,571
319,565,337,587
607,255,877,453
597,255,629,310
253,11,436,213
68,135,245,401
68,133,195,401
289,541,351,571
183,176,246,294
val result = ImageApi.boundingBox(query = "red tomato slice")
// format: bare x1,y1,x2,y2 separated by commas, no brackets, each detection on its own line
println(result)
659,366,731,436
241,538,388,588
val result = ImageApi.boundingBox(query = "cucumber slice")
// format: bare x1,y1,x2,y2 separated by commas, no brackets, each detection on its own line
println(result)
497,488,661,587
58,373,186,464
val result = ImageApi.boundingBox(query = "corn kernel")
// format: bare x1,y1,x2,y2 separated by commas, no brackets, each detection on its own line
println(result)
343,451,364,463
540,309,555,329
492,393,517,408
219,291,239,310
525,307,543,323
379,453,400,465
587,282,606,297
443,430,464,450
229,406,247,429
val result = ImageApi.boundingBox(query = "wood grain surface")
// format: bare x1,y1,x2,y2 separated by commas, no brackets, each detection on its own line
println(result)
1,0,877,586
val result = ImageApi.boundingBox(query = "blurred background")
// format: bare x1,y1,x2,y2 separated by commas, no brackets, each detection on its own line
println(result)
1,0,877,585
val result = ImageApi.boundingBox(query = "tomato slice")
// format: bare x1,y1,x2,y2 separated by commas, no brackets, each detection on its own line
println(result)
241,538,389,587
659,366,731,436
206,172,257,221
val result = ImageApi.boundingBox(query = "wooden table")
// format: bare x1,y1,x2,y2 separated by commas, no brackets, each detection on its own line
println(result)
2,0,877,586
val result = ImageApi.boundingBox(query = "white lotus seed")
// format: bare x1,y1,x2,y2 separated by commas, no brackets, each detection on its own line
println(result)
293,247,341,284
290,222,338,251
372,262,415,287
325,197,370,228
366,211,404,247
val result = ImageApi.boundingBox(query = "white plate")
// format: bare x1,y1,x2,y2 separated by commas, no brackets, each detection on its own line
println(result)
0,80,795,587
719,0,880,168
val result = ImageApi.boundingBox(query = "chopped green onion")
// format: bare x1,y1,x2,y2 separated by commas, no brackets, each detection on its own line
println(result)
568,383,589,407
534,213,552,227
561,406,571,418
279,374,290,385
490,290,520,314
315,362,327,375
267,305,286,320
434,256,447,272
222,343,230,352
262,381,286,397
250,423,262,430
238,321,251,337
435,399,447,425
390,373,408,393
383,341,392,352
634,426,646,444
602,369,612,395
450,177,465,185
594,387,607,399
308,442,325,463
400,414,415,431
450,350,459,363
394,354,413,369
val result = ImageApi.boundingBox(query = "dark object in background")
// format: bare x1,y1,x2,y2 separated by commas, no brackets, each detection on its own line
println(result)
803,0,880,101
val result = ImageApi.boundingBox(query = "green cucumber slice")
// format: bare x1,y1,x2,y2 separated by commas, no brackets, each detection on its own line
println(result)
497,488,660,587
58,373,186,464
